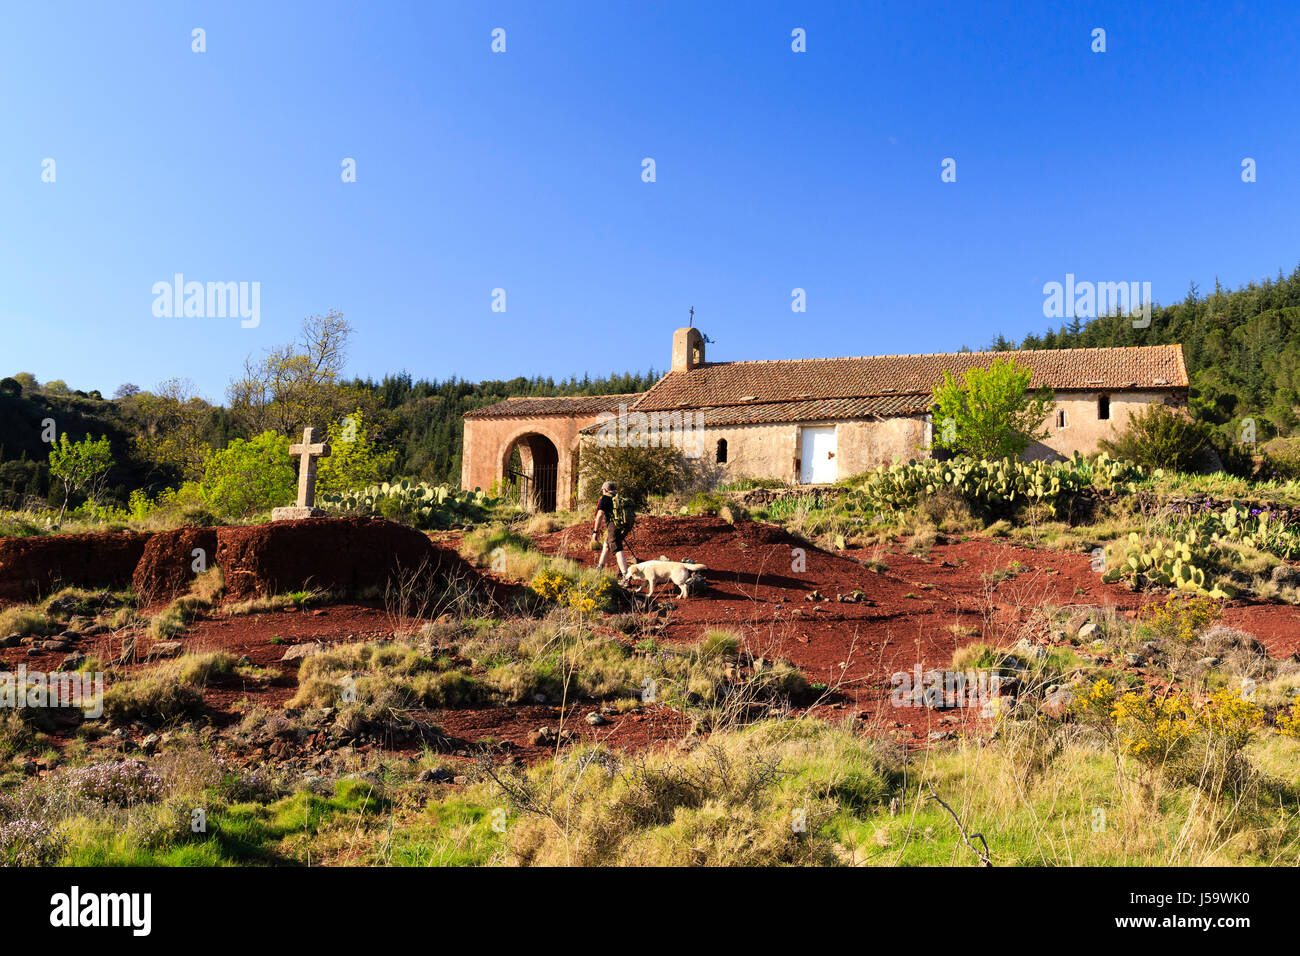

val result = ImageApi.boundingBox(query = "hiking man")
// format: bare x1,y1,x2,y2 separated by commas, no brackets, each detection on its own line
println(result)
592,480,636,575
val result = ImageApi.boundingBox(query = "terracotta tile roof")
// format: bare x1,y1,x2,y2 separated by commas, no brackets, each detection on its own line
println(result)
579,394,928,432
631,345,1188,412
463,392,645,420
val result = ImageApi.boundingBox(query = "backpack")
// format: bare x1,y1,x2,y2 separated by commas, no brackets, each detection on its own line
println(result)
611,493,636,535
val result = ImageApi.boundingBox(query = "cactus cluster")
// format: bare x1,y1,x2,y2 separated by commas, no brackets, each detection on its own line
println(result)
1101,500,1300,598
1101,531,1224,597
318,480,496,529
855,453,1147,515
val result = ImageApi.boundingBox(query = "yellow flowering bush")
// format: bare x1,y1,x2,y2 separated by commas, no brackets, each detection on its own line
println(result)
1273,697,1300,737
530,568,573,604
1112,691,1197,765
566,575,615,616
529,568,615,616
1140,594,1220,644
1075,677,1262,786
1073,677,1118,719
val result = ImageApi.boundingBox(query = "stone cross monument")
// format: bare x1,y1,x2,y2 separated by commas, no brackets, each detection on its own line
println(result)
271,426,331,520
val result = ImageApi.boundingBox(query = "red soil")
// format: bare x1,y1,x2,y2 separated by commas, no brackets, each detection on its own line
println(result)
0,531,153,602
535,516,1300,740
11,514,1300,761
0,518,484,609
132,526,220,605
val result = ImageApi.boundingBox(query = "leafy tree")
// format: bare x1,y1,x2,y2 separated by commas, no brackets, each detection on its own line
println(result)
48,433,114,520
113,383,141,400
1099,403,1210,471
199,431,295,518
316,408,397,495
578,441,690,505
0,378,20,397
929,358,1055,460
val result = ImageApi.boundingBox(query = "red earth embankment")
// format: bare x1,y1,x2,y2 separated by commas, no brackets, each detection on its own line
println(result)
215,517,455,600
0,518,489,608
0,531,153,602
132,526,220,604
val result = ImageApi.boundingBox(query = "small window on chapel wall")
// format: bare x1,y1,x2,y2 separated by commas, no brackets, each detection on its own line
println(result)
1098,395,1111,420
1057,410,1067,428
716,439,728,463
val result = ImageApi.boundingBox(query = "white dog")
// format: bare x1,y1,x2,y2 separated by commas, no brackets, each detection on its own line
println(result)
620,559,707,598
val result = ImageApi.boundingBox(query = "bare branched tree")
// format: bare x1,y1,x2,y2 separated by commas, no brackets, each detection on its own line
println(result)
227,310,358,436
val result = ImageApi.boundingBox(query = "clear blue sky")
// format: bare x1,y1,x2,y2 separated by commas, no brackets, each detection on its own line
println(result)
2,1,1297,402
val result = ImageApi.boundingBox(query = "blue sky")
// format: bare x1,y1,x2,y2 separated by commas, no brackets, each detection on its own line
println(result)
2,0,1297,401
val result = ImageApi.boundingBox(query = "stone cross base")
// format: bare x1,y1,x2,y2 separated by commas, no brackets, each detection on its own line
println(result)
272,506,327,521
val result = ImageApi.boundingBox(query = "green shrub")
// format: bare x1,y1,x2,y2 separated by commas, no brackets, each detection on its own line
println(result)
1099,403,1210,472
199,431,295,518
578,441,690,506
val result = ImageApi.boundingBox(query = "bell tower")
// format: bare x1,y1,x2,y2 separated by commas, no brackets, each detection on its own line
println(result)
672,326,705,371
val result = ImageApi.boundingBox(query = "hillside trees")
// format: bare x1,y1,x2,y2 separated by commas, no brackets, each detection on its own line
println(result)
997,262,1300,448
124,378,219,481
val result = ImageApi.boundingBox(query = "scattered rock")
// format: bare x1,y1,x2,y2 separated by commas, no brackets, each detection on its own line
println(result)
141,733,161,753
40,640,70,652
1040,685,1074,719
281,643,326,662
530,726,556,747
58,653,86,672
1077,620,1099,640
147,641,183,659
1271,564,1300,588
418,767,455,784
1014,638,1047,661
585,711,608,726
0,634,19,649
1124,652,1145,667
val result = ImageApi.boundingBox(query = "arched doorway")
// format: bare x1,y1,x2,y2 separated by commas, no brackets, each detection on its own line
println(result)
503,433,560,512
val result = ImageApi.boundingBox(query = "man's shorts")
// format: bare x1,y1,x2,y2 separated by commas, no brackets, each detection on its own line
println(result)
605,524,626,552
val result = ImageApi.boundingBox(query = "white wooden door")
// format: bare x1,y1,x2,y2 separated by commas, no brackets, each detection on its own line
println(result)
800,426,837,483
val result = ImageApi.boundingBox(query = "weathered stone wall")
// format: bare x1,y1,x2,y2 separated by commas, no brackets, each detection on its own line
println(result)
702,418,928,484
1027,390,1184,461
